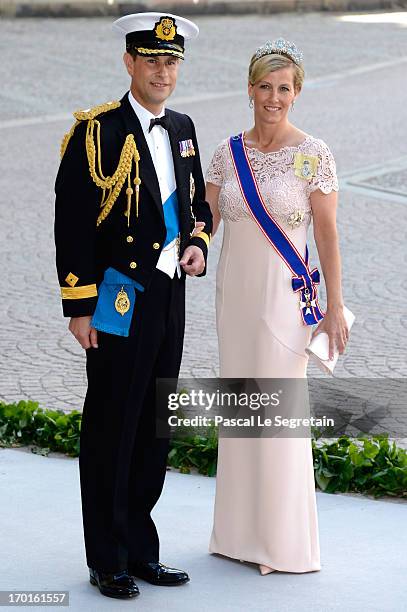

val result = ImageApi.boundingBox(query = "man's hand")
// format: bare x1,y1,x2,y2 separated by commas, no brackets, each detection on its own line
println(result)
69,315,98,349
179,245,205,276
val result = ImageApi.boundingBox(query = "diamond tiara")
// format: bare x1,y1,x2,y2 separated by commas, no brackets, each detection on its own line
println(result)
254,38,304,65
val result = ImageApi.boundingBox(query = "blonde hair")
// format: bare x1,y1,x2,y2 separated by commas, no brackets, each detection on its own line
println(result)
248,53,304,92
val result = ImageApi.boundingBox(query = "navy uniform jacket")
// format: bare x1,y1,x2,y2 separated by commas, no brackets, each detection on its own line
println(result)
54,92,213,318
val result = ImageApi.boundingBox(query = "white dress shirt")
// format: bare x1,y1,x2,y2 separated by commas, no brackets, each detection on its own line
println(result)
128,91,181,279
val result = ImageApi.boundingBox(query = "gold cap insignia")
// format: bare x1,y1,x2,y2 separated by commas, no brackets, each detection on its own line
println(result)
155,17,177,41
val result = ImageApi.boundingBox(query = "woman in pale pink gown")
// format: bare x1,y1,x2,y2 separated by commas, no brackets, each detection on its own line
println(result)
205,40,349,575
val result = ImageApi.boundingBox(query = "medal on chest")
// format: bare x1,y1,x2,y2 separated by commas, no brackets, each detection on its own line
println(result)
293,153,318,181
287,209,305,228
179,139,195,158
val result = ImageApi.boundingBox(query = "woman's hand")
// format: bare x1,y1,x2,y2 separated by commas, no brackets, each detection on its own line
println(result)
311,306,349,360
191,221,205,236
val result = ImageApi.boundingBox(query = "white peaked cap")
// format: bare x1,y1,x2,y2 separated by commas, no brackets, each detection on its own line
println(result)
112,12,199,60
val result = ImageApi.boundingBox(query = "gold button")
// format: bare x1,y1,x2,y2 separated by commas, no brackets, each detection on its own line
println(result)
129,261,137,269
126,235,134,243
153,242,160,250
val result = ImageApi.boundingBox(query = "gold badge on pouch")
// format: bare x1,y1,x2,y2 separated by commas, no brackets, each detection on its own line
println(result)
115,286,130,316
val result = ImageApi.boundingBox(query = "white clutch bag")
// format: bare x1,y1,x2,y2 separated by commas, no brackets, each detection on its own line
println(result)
305,306,355,375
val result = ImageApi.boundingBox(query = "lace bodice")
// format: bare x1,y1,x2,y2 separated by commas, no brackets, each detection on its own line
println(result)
206,134,338,229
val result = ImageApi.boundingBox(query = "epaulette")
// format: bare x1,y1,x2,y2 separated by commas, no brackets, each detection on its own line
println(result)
73,100,121,122
59,99,141,229
60,100,121,159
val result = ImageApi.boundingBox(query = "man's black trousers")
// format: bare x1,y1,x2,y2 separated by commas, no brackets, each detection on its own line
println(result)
79,268,185,572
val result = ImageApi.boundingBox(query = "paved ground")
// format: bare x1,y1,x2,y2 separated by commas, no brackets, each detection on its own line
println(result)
1,12,407,430
0,447,406,612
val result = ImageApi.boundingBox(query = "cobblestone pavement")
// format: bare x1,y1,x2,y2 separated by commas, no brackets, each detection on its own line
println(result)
0,13,406,437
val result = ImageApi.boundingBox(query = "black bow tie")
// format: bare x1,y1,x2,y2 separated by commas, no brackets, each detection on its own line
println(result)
148,115,169,133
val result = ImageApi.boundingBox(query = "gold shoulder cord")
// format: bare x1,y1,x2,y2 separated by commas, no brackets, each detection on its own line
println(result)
60,100,141,228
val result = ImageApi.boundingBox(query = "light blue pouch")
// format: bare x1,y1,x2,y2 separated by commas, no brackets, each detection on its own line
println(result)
91,267,144,337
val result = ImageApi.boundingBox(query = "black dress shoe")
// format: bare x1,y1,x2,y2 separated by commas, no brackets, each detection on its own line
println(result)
89,568,140,599
129,561,189,586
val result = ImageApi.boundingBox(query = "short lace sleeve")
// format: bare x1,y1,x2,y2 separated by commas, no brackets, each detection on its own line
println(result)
205,140,228,187
308,139,339,195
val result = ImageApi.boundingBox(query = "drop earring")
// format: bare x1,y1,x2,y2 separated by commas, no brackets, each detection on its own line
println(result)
291,100,295,111
249,97,254,109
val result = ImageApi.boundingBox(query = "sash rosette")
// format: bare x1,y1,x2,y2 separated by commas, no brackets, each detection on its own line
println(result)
228,133,324,326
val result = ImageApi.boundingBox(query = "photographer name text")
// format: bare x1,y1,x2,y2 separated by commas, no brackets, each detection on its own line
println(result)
168,415,334,429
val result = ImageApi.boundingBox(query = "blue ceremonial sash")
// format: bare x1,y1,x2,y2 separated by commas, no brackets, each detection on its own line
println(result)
228,134,324,326
163,190,180,247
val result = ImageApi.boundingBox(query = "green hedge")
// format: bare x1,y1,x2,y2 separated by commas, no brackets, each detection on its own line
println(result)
1,400,406,498
0,400,81,456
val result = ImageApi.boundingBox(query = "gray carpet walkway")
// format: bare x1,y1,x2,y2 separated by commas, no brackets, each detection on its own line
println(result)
0,448,405,611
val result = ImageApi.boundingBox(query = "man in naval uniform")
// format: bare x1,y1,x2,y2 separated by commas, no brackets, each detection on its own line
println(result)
54,12,212,600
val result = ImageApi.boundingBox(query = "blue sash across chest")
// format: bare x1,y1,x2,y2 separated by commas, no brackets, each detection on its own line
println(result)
228,133,324,326
162,189,180,247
